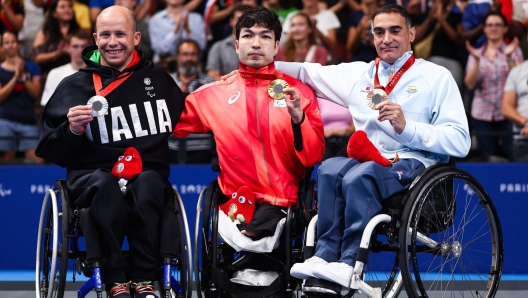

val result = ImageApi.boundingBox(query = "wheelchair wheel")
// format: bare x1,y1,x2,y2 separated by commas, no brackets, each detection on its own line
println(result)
36,180,70,298
162,189,193,298
399,167,503,298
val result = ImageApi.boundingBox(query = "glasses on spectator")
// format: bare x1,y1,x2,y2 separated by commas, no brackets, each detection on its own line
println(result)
484,23,504,28
178,52,199,57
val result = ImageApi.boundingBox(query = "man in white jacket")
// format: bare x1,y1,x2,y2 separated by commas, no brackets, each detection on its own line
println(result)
276,3,470,290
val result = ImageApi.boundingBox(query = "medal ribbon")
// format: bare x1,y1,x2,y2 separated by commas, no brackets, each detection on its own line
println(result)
92,50,141,96
373,54,415,95
93,72,133,97
239,72,278,80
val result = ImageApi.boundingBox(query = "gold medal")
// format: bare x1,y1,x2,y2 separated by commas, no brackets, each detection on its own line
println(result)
268,79,289,99
366,89,388,110
87,95,109,117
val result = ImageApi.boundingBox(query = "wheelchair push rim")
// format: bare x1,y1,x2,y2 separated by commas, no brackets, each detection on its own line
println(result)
36,182,69,298
399,167,503,298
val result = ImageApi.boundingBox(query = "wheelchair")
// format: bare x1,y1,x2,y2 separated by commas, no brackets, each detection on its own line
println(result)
301,162,503,298
36,179,194,298
193,168,316,298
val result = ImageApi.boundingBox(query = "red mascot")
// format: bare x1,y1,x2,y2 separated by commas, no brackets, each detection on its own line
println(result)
219,186,255,226
111,147,143,195
347,130,397,166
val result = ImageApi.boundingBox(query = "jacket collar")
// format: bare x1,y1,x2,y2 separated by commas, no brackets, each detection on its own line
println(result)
379,51,413,71
239,63,276,75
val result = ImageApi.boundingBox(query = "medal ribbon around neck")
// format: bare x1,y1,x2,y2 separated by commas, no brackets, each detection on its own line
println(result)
373,54,415,95
92,72,134,97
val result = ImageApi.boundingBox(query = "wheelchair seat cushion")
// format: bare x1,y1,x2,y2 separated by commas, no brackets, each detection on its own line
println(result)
218,210,286,253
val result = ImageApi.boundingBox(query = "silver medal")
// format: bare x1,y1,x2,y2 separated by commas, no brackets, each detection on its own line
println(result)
87,95,109,117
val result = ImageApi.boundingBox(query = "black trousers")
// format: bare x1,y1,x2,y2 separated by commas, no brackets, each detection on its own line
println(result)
69,169,180,284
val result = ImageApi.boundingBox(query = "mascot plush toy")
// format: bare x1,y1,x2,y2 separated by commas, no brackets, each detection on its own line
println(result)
220,186,255,226
111,147,143,195
347,130,398,166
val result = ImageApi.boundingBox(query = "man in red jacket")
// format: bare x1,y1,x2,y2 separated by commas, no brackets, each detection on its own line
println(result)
174,6,325,238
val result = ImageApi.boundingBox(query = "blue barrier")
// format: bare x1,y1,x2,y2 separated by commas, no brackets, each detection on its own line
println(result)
0,163,527,274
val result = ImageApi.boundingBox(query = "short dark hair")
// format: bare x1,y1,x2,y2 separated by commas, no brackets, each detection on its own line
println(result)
230,4,251,20
235,7,282,41
373,4,413,29
66,29,92,43
176,38,202,57
483,11,508,27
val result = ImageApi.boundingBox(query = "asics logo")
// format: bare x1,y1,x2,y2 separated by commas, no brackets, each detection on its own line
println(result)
228,91,241,104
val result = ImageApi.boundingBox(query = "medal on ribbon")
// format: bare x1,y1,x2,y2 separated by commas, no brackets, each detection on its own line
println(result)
367,55,415,110
87,95,109,117
268,79,289,99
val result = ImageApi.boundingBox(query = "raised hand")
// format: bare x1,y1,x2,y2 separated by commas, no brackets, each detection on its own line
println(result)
283,87,304,124
465,40,481,60
504,36,519,57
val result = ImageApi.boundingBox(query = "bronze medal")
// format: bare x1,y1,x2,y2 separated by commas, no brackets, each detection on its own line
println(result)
268,79,289,99
366,89,388,110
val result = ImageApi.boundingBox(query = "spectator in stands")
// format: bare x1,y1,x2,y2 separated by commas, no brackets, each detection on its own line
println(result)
263,0,298,23
91,0,151,24
413,0,464,87
169,39,214,164
0,31,43,164
345,0,380,62
33,0,80,85
206,0,259,44
40,30,91,106
461,0,506,47
502,60,528,161
464,11,523,161
206,5,247,81
276,12,328,64
73,0,92,32
0,0,24,34
115,0,153,60
148,0,206,58
17,0,44,60
281,0,340,50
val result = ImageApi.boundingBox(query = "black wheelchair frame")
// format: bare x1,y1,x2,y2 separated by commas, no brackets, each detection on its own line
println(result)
300,162,504,298
36,179,194,298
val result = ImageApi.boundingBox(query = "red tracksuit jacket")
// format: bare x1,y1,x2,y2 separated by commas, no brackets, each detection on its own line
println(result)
174,63,325,207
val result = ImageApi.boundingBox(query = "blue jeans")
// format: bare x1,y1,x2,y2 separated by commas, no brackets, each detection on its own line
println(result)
314,157,425,265
0,118,39,151
471,118,514,161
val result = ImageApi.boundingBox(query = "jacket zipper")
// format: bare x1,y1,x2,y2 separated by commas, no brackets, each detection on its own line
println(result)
255,71,276,205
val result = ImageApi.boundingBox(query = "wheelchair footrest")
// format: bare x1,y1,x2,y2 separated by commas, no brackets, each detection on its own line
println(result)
303,277,343,297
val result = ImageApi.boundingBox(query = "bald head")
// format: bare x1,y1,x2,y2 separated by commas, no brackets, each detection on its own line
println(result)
95,5,137,33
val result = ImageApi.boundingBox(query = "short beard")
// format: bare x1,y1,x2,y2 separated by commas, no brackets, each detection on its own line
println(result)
178,63,198,77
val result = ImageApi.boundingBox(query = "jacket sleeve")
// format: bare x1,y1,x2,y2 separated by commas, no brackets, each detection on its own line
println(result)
275,61,369,107
293,88,325,167
35,86,85,167
173,93,210,137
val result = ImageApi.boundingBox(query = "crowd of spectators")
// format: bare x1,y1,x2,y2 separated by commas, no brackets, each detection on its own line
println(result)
1,0,528,164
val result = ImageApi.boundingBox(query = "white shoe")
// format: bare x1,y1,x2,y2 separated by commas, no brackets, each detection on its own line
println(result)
290,256,328,280
312,262,354,288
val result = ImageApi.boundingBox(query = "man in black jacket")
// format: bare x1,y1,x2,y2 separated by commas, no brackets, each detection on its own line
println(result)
36,6,185,298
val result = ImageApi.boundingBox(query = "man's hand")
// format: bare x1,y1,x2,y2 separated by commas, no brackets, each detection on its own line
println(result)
283,87,304,124
67,105,93,134
521,122,528,136
376,101,406,134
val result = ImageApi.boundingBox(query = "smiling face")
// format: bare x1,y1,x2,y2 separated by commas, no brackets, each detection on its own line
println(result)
235,25,279,69
93,6,140,71
372,12,415,64
290,14,312,42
